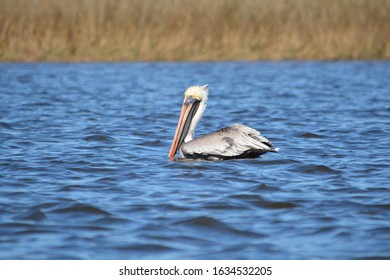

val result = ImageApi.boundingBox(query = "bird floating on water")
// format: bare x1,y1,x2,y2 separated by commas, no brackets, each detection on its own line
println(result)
168,85,279,160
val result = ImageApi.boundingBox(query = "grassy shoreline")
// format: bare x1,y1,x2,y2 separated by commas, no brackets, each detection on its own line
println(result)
1,0,389,61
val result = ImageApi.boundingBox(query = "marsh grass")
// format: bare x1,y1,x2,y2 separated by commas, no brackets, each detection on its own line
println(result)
1,0,389,61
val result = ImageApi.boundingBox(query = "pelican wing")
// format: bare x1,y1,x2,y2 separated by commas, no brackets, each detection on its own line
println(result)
180,124,277,159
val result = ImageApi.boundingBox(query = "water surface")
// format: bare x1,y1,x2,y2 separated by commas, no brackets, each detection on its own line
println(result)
1,62,389,259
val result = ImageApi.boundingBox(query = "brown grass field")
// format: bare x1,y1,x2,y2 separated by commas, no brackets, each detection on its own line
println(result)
1,0,389,61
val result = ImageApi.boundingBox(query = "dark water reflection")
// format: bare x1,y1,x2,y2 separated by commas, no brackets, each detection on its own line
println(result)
1,62,389,259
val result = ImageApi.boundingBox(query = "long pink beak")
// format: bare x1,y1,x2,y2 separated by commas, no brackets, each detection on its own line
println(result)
168,100,198,158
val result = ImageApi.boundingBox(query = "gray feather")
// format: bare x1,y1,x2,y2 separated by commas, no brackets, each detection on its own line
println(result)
180,124,277,159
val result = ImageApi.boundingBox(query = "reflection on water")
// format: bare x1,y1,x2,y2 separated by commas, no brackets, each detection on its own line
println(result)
0,62,390,259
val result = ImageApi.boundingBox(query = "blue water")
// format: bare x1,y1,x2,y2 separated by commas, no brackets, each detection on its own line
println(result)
1,62,389,259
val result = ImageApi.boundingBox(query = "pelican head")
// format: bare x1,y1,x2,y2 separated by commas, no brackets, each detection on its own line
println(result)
168,85,208,158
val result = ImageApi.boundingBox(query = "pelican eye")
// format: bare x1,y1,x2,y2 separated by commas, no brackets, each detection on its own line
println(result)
184,96,201,106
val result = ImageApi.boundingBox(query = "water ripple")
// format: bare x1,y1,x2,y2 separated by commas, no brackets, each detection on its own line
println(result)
83,134,116,142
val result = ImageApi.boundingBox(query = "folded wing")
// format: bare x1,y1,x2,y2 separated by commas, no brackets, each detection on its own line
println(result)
180,124,277,160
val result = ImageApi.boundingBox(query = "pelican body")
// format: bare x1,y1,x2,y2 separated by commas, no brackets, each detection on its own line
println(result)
168,85,278,160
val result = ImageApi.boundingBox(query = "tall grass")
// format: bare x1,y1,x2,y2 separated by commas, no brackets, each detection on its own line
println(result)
1,0,389,61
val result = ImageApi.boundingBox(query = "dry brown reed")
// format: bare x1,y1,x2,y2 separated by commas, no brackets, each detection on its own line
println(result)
0,0,389,61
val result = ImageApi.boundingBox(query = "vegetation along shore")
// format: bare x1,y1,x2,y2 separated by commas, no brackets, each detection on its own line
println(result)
1,0,389,61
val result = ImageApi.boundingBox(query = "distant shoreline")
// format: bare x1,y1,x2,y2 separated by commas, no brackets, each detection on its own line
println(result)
1,0,389,62
1,59,389,63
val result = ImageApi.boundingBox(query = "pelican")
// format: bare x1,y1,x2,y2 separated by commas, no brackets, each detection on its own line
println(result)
168,85,278,160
